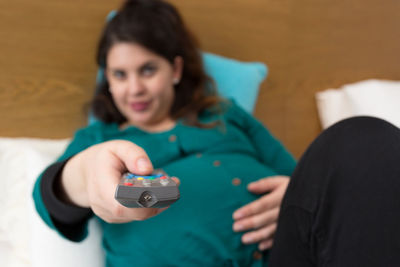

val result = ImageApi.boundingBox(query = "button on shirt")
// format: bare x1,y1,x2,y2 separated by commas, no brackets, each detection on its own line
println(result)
168,134,177,143
232,177,242,186
33,100,296,267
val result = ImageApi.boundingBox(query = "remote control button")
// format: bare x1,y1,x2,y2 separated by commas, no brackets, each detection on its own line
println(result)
137,177,144,180
160,178,169,186
143,179,151,187
124,182,133,186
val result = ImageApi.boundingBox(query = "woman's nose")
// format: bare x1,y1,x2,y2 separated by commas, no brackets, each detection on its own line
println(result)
127,76,146,95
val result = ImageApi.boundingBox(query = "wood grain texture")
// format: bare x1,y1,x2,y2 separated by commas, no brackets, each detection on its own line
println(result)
170,0,400,157
1,0,399,157
0,0,122,138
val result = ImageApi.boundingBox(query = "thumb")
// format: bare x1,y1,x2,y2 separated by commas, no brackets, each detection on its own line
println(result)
247,176,287,194
107,140,153,175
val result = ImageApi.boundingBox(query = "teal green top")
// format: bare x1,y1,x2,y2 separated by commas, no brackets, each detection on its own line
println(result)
33,100,296,267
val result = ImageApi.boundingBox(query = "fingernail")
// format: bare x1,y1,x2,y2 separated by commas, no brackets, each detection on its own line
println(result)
137,158,152,172
247,182,256,189
233,223,243,232
233,211,244,220
242,235,253,244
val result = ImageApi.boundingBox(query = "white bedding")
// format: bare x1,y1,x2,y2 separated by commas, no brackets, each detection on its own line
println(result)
0,138,104,267
316,79,400,129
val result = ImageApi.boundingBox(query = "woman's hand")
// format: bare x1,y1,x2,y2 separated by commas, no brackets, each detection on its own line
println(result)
232,176,290,251
60,140,178,223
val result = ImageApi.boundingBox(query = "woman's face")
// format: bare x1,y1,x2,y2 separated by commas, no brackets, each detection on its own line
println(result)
106,42,183,131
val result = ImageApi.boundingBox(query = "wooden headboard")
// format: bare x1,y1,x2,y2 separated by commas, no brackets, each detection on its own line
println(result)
1,0,399,158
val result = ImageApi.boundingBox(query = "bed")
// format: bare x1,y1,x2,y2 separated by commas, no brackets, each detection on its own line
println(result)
1,0,400,266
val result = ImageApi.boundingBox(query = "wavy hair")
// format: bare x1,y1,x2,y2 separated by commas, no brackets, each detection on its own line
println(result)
91,0,223,127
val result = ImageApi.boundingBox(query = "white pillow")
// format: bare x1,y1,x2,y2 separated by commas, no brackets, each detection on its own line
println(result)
316,79,400,129
0,138,104,267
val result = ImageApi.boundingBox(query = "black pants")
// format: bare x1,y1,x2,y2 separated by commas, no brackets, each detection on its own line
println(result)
269,117,400,267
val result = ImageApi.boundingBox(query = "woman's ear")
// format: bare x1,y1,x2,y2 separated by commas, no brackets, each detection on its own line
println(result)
172,56,184,85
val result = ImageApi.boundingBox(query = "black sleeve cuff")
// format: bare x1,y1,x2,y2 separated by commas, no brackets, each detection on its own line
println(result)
40,159,93,225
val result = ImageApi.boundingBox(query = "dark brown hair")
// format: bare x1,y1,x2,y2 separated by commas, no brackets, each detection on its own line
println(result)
91,0,222,127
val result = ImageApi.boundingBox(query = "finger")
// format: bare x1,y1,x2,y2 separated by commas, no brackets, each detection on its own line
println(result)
233,207,279,232
241,223,277,245
258,239,274,251
98,205,165,223
233,191,282,220
107,140,154,175
98,140,154,199
123,207,168,221
171,176,181,186
247,176,289,194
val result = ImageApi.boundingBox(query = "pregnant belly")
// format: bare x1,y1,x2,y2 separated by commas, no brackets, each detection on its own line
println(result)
102,154,274,266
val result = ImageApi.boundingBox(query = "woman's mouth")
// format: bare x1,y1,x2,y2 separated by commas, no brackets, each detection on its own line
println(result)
130,101,151,112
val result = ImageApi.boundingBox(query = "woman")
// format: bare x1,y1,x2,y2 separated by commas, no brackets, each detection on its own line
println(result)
32,0,296,266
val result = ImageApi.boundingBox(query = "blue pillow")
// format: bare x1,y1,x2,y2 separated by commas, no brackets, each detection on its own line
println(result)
202,52,267,113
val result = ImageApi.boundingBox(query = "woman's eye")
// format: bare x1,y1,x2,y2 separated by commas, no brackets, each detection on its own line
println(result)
112,70,126,80
141,65,156,76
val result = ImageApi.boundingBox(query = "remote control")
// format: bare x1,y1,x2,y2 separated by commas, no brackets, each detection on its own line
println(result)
115,170,180,208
